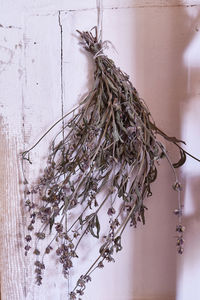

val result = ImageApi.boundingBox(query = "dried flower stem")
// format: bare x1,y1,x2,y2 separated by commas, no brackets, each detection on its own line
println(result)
22,27,200,299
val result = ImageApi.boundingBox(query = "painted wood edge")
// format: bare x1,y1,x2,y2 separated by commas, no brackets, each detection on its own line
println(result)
0,0,200,17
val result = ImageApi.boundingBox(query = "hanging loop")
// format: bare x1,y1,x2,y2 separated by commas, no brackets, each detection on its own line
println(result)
96,0,103,43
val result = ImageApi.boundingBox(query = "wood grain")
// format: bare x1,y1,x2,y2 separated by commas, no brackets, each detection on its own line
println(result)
0,129,26,300
0,26,27,300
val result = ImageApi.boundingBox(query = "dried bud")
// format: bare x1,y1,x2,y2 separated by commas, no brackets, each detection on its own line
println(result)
69,291,77,300
173,182,182,192
30,212,36,219
71,251,78,258
73,232,79,238
84,275,91,282
35,275,42,286
110,218,120,230
45,246,53,254
98,261,104,268
33,249,40,255
34,261,41,267
173,209,182,216
40,263,45,270
63,259,73,270
107,207,116,216
55,223,63,233
69,243,74,249
177,237,184,246
25,200,31,206
28,224,34,231
147,191,152,197
56,248,62,256
25,235,32,242
177,246,184,254
35,232,45,240
35,261,45,270
94,200,99,207
25,245,31,251
176,225,185,233
35,268,42,274
77,289,84,296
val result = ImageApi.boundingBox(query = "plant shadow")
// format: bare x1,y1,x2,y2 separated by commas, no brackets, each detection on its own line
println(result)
132,4,200,300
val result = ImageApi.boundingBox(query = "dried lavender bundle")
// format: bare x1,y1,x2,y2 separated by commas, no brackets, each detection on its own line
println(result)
22,28,199,299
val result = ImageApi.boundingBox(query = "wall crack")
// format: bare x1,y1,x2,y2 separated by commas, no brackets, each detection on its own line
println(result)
58,11,64,121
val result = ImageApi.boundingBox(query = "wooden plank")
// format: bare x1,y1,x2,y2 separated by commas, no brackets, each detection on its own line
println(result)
21,12,66,300
0,27,27,300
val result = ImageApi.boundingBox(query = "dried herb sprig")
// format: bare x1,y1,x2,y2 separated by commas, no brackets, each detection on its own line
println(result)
22,28,200,299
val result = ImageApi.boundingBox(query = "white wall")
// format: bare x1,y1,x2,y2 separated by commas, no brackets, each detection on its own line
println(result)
0,1,200,300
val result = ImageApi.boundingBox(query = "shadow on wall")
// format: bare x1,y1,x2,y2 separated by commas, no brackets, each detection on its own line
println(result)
176,5,200,300
132,4,200,300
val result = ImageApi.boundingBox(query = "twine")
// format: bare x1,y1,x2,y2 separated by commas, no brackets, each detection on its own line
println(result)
96,0,103,43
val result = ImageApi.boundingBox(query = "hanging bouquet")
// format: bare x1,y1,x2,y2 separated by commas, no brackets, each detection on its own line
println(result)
23,28,199,299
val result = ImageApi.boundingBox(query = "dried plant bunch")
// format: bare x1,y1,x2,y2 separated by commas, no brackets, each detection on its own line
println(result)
22,28,199,299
